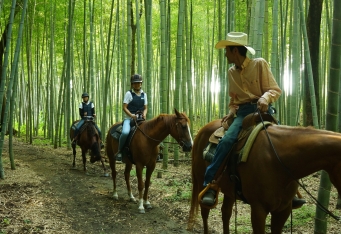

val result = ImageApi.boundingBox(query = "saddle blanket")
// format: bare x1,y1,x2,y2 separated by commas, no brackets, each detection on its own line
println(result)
239,121,272,162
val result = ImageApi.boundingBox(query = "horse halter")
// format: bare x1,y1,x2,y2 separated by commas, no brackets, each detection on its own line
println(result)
135,116,191,148
174,117,191,148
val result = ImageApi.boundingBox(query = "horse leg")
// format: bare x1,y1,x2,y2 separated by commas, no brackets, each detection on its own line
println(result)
81,149,87,174
108,156,119,200
142,164,156,210
200,205,210,234
72,145,76,169
329,166,341,195
135,164,146,213
124,161,135,202
270,205,292,234
250,204,268,234
106,138,123,200
99,158,109,177
221,195,234,234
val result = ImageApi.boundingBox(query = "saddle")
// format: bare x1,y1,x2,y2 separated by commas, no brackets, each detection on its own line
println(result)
71,116,96,136
200,113,278,208
203,112,278,162
110,113,146,164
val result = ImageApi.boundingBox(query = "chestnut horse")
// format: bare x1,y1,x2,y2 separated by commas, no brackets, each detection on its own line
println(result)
188,119,341,234
70,117,108,177
106,109,193,213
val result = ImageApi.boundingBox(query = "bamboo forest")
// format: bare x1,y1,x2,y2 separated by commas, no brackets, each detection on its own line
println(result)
0,0,340,233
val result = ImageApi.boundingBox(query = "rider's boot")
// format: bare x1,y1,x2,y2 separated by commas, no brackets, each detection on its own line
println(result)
115,151,122,163
201,188,216,206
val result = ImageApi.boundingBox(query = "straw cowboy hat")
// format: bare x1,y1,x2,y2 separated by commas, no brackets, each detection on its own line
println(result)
215,32,255,55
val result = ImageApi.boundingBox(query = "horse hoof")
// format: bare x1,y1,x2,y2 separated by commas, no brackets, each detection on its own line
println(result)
113,195,118,200
138,208,145,214
144,204,152,209
130,197,136,202
102,173,109,177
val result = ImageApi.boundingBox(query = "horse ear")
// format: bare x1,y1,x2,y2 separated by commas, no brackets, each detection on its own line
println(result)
174,108,181,117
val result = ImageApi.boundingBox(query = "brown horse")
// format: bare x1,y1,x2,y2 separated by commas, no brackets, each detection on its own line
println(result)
106,109,193,213
188,119,341,234
70,117,108,177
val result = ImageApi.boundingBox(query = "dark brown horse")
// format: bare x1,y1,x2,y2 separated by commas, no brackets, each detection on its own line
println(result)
106,109,193,213
188,119,341,234
70,117,108,177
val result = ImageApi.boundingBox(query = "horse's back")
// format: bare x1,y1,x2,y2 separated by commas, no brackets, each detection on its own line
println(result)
192,119,221,164
106,122,123,158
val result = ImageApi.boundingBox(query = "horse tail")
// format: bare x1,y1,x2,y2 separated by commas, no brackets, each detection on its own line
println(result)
188,154,200,231
187,133,206,231
105,126,114,158
188,120,218,231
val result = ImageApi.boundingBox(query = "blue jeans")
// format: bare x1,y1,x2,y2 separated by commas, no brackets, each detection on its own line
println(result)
203,103,269,186
118,118,131,151
74,118,102,139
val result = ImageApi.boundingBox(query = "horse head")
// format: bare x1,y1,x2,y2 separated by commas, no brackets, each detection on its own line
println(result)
83,121,101,163
173,108,193,152
89,144,101,163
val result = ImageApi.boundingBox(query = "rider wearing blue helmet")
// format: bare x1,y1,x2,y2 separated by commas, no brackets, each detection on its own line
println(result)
115,74,148,162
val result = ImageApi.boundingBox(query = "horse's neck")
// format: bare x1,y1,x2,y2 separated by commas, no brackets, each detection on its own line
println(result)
271,126,341,179
142,116,170,142
84,122,96,136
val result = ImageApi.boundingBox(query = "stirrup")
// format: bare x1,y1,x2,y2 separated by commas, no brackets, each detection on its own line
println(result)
198,183,220,209
115,152,122,162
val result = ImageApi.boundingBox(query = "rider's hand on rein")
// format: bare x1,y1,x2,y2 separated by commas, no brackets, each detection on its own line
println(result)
221,113,235,123
257,97,269,112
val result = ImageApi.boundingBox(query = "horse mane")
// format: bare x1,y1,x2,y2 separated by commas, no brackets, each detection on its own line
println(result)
142,112,190,132
142,114,173,132
277,124,341,136
80,122,97,137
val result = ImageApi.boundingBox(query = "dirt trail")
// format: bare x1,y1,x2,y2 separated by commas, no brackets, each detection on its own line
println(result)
0,139,196,234
1,138,340,234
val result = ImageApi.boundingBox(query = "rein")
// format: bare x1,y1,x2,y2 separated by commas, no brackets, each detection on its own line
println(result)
256,109,340,222
134,118,181,145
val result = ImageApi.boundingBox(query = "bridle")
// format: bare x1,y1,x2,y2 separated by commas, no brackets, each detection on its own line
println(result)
135,116,189,147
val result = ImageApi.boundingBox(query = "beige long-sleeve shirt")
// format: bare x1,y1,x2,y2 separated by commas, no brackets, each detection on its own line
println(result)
228,57,282,114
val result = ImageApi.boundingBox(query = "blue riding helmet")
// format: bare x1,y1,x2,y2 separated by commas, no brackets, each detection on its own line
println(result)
82,92,89,98
131,74,143,83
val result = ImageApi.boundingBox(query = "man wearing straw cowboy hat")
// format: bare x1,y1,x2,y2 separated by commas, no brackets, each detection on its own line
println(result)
201,32,306,208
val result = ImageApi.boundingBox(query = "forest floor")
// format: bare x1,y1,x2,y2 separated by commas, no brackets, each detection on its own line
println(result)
0,137,340,234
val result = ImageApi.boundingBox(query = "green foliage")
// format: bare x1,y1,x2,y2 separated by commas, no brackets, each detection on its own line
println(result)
23,219,32,224
1,218,10,225
129,167,146,177
31,137,53,146
283,205,316,229
158,177,192,202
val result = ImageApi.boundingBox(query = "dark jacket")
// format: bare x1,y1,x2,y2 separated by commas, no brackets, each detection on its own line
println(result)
127,91,145,114
79,102,95,118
